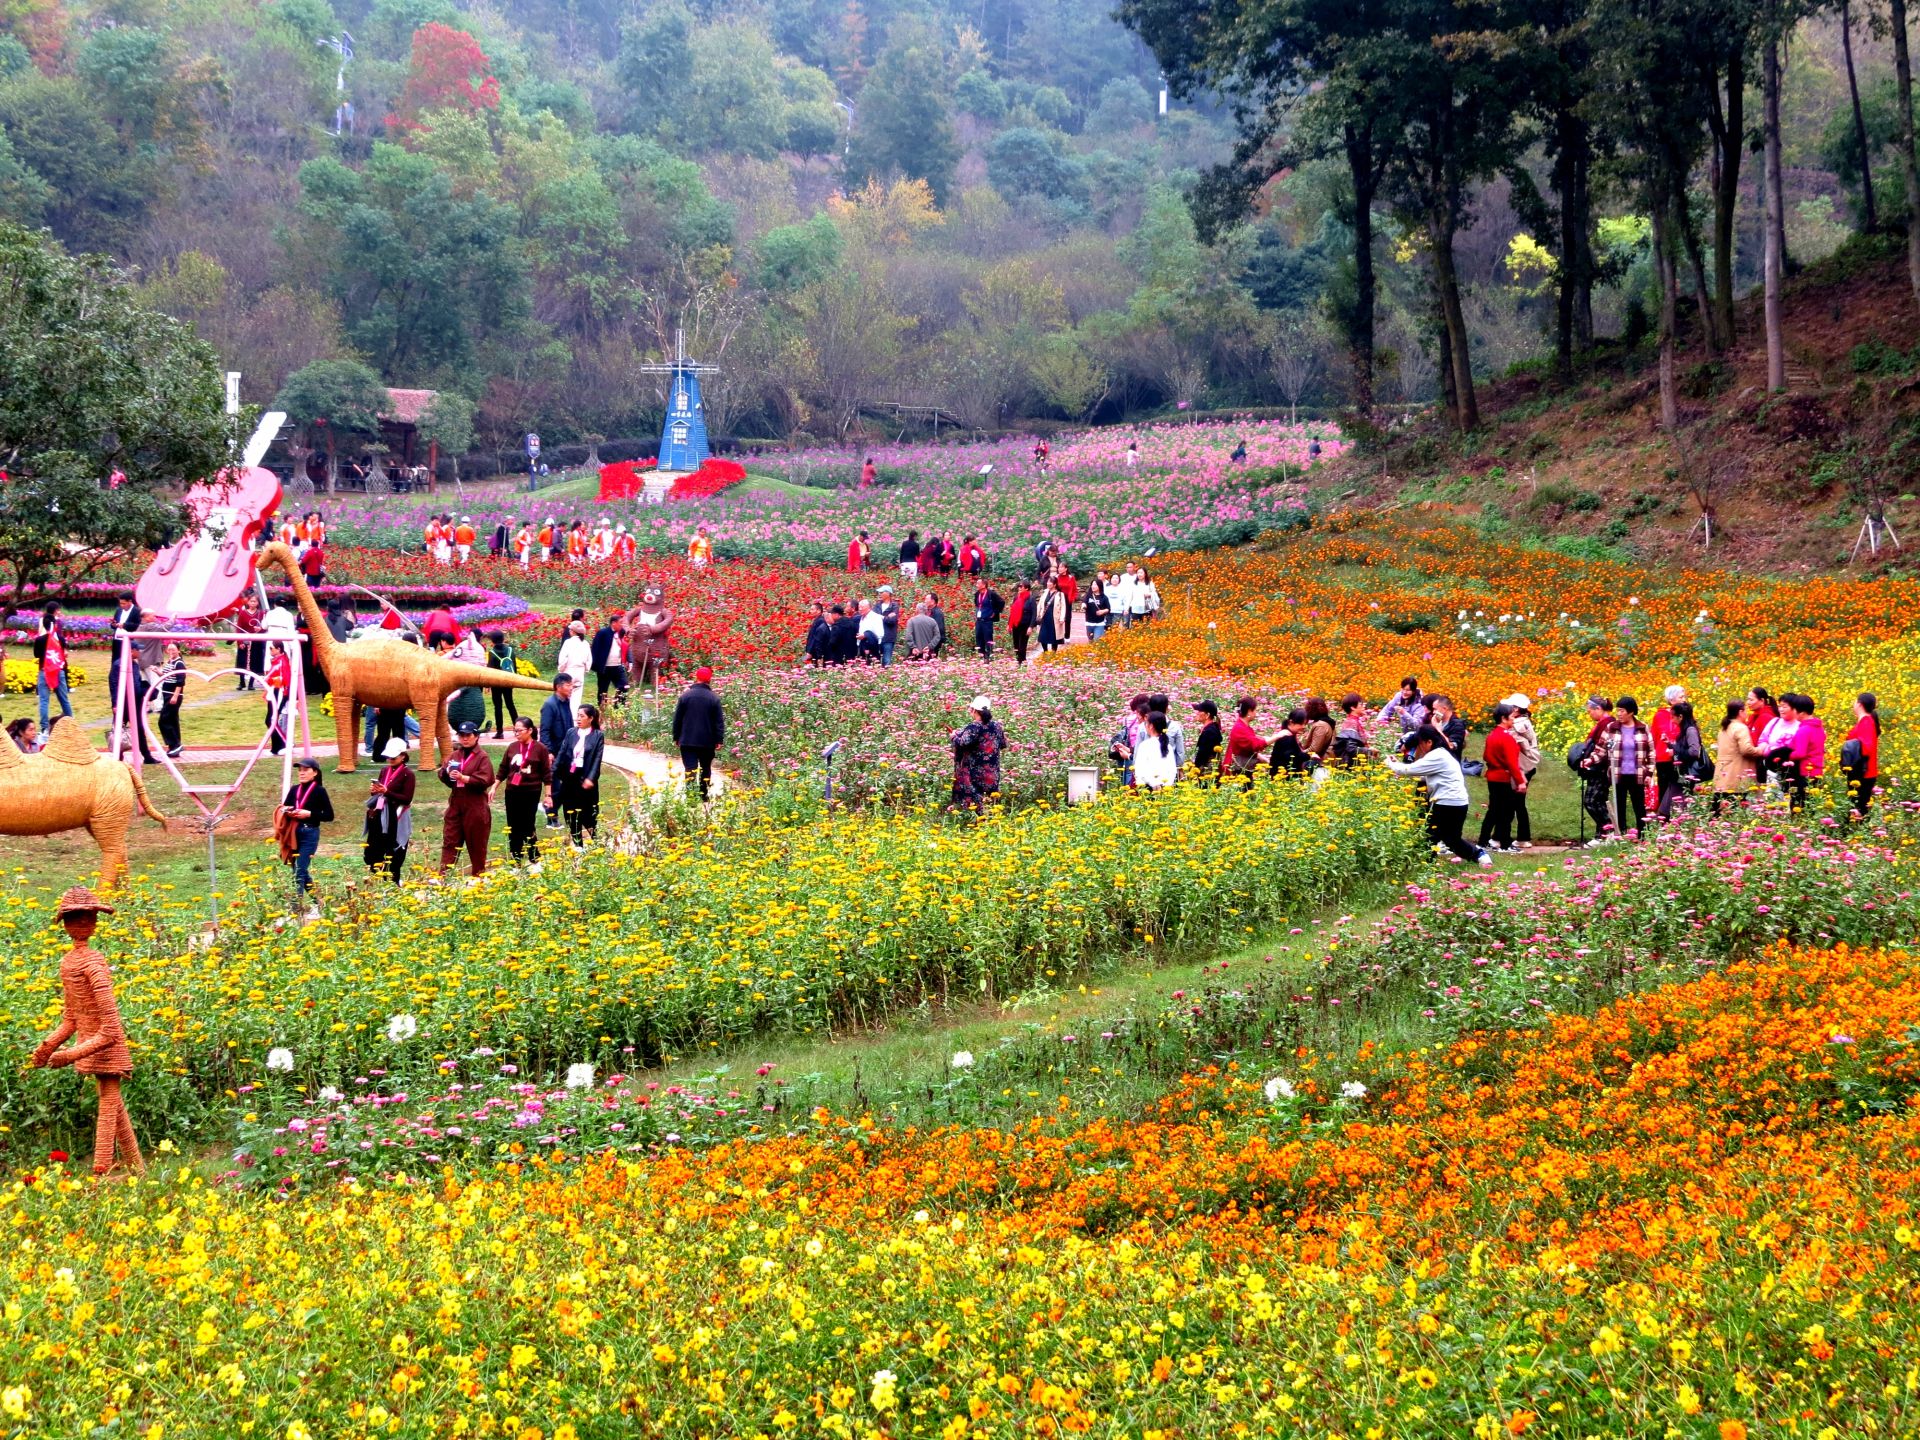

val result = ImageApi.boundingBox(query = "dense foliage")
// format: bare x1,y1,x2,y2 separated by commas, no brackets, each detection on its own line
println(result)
0,0,1901,453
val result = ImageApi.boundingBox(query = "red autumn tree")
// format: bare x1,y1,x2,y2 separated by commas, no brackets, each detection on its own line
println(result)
386,22,501,132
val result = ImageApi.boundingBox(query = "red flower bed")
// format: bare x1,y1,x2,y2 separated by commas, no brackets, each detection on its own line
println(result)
597,459,658,502
596,456,745,503
668,457,746,500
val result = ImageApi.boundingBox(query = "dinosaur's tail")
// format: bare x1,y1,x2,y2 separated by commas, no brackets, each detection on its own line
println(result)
129,764,168,824
441,659,553,694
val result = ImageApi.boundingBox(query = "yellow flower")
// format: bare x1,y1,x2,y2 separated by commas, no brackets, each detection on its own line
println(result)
1412,1367,1439,1390
1677,1384,1702,1416
1,1386,29,1419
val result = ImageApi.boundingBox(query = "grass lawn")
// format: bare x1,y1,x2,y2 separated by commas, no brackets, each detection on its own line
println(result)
2,736,644,915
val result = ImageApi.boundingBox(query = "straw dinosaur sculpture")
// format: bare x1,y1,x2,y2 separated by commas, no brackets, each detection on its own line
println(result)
0,719,167,890
258,541,550,771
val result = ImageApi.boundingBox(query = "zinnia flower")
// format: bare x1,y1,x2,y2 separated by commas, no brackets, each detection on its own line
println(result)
266,1047,294,1072
1264,1077,1295,1102
386,1014,418,1043
951,1050,974,1069
565,1063,595,1090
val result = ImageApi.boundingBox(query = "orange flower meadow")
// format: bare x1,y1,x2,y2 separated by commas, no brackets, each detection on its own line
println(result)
7,944,1916,1437
1068,513,1920,728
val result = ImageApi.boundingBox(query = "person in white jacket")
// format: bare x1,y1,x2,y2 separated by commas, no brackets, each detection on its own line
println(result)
1106,566,1136,627
555,619,593,719
1132,712,1180,790
1131,565,1161,622
1383,724,1490,866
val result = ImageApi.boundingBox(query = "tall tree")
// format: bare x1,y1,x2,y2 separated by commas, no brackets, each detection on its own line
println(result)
1838,0,1877,232
1762,19,1788,390
1891,0,1920,304
294,143,531,379
1118,0,1400,417
844,38,960,204
1591,0,1714,430
0,222,230,611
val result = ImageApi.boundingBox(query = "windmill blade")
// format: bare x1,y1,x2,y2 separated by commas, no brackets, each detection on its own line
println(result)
242,411,287,471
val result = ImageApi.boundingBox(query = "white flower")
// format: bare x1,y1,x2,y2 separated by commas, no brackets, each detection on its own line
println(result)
1458,609,1467,619
1628,596,1640,606
565,1062,596,1090
1264,1077,1296,1103
950,1050,974,1069
1340,1081,1368,1100
385,1013,418,1043
265,1047,294,1073
318,1086,344,1103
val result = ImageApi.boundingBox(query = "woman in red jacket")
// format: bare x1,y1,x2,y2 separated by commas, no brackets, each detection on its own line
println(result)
1844,692,1881,816
1477,703,1527,850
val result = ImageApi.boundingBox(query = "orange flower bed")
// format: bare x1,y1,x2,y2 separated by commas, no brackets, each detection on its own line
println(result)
1066,513,1920,725
10,945,1917,1436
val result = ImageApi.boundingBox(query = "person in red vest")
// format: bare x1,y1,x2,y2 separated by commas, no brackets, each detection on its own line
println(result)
423,604,459,642
860,457,877,488
847,530,870,573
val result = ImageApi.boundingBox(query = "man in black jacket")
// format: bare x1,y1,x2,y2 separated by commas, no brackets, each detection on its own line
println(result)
827,605,859,665
539,674,575,824
589,611,628,707
670,665,726,800
804,602,831,665
106,595,142,714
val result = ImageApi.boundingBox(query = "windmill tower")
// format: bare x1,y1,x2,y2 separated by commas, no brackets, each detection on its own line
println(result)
639,327,718,477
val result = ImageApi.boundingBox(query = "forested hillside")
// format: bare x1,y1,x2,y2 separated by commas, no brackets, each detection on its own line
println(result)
2,0,1916,459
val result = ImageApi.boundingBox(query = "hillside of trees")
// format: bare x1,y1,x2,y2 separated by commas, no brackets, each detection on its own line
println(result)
2,0,1917,457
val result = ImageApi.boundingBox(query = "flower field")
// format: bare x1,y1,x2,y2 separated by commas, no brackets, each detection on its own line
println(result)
0,769,1424,1148
323,448,1313,567
4,942,1916,1437
613,659,1284,809
754,420,1341,489
1067,513,1920,750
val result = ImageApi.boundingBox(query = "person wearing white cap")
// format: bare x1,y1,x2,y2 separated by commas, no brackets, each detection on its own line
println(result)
1503,692,1540,849
363,736,416,883
950,696,1005,812
453,515,476,565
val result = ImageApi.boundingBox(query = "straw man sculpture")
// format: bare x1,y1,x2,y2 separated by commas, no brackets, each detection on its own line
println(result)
30,887,143,1176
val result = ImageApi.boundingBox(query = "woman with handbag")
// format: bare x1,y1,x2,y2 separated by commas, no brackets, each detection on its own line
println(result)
362,737,415,883
556,704,605,845
1843,693,1881,817
1713,700,1762,815
279,757,334,905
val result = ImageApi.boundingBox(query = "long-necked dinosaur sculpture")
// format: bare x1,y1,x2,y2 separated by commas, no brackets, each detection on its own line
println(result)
0,719,167,890
257,541,549,771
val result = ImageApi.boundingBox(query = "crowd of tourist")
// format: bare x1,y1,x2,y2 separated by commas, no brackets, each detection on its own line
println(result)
807,539,1164,667
1084,676,1885,866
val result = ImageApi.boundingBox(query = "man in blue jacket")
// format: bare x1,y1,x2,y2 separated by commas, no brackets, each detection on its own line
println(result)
539,674,575,825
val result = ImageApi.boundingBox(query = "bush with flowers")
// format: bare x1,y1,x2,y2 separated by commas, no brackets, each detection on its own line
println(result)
1,941,1915,1437
0,766,1425,1149
2,657,88,692
612,657,1287,809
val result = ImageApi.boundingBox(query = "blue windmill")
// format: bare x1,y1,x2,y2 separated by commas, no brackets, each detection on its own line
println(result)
640,328,718,473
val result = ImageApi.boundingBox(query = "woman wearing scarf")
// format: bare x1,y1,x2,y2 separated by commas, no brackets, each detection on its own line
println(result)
363,737,416,883
280,757,334,904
